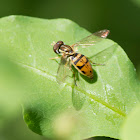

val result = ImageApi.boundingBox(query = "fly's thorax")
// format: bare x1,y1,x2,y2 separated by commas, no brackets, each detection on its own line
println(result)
59,45,74,55
53,41,74,55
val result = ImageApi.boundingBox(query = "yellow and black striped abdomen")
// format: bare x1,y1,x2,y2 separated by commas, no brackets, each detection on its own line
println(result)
71,53,93,79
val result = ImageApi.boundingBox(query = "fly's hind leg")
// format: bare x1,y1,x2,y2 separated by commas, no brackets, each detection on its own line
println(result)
69,63,77,86
72,71,77,86
88,59,105,66
64,60,77,86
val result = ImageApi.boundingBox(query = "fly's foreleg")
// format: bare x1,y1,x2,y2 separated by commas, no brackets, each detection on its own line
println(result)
49,56,61,64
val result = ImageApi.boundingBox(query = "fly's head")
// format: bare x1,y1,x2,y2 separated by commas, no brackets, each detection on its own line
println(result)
53,41,64,54
53,41,74,56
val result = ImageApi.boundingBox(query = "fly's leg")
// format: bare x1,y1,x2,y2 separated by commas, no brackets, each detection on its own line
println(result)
88,59,105,66
75,47,78,52
49,56,61,64
49,56,61,60
91,62,105,66
71,65,77,86
50,52,65,60
67,62,77,86
72,70,77,86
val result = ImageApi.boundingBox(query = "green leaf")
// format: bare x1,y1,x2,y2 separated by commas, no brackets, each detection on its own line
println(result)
121,104,140,140
0,51,25,126
0,15,140,140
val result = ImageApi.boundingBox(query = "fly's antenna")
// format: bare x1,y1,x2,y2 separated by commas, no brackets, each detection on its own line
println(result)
51,41,56,46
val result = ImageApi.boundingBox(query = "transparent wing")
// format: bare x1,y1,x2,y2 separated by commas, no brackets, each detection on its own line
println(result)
93,29,110,38
89,45,117,64
56,56,72,84
71,45,117,111
72,70,86,110
71,29,110,48
56,57,85,110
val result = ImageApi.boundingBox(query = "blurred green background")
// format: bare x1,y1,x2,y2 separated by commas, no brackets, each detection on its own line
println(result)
0,0,140,140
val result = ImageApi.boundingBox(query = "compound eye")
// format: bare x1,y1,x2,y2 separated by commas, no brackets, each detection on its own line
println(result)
53,41,64,54
57,41,64,45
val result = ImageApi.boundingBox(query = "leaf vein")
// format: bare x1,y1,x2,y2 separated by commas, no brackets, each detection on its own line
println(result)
16,61,126,117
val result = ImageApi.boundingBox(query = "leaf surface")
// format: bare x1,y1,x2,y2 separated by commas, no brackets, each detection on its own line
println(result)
121,104,140,140
0,15,140,139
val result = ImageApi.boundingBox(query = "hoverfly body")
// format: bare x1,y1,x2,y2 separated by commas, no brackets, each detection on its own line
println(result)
51,29,112,110
52,29,110,83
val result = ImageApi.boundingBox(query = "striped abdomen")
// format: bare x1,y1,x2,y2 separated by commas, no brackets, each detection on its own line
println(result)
71,53,93,79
